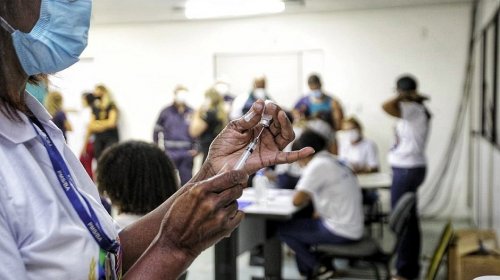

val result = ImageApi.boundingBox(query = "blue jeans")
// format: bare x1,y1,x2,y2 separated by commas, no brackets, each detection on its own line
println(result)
277,218,355,276
391,167,426,279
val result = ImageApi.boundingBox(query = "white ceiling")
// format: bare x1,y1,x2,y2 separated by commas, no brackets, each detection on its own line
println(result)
92,0,473,25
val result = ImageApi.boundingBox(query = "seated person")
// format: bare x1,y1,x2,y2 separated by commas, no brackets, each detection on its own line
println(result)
278,130,364,279
338,117,380,206
96,141,179,227
338,116,379,173
274,117,336,190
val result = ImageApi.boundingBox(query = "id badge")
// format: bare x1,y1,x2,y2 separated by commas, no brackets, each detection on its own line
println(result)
104,252,120,280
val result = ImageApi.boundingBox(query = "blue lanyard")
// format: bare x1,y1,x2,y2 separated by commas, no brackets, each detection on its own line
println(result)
30,117,120,255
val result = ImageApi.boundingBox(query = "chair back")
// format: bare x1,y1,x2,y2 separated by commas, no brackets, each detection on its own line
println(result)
388,193,416,254
389,193,416,234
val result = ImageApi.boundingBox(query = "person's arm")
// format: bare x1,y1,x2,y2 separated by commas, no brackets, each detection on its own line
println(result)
292,190,311,207
327,140,338,155
88,108,118,133
353,165,379,174
153,112,165,145
0,202,29,279
331,99,344,131
121,170,247,278
80,115,95,156
119,100,314,275
382,94,403,118
189,110,208,138
201,100,315,179
364,141,380,173
64,120,73,132
63,113,73,132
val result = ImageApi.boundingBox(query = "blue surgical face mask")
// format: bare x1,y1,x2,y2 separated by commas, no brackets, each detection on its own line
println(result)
310,89,322,98
0,0,92,76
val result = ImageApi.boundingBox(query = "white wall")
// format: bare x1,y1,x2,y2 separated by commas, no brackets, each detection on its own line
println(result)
55,3,471,217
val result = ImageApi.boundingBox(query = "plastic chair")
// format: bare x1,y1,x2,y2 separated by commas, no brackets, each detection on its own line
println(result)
313,192,416,280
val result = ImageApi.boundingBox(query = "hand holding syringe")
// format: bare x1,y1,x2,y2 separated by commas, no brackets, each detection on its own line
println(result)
233,100,274,170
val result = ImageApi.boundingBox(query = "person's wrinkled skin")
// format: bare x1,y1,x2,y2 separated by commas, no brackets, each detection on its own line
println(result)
159,171,247,257
1,1,315,278
158,100,314,256
0,1,41,106
125,170,249,278
124,101,313,278
207,100,314,176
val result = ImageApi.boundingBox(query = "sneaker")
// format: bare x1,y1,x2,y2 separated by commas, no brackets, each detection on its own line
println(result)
249,254,265,267
308,265,334,280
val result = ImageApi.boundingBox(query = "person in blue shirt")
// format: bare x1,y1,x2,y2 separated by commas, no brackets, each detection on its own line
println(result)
293,74,344,131
44,91,72,141
154,85,197,185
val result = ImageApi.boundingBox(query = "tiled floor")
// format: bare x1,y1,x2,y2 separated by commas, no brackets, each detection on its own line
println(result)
186,218,472,280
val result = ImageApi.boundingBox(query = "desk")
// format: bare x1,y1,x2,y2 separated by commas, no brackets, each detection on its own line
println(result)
214,189,302,280
357,172,392,190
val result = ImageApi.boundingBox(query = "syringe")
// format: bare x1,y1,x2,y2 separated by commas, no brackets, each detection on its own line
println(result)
233,101,274,170
233,127,265,170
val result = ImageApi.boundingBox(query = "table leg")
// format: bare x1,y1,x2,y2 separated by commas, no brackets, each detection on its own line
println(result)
263,236,282,280
214,229,238,280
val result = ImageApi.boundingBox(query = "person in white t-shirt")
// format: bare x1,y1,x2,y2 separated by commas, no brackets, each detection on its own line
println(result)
339,116,380,209
339,116,379,173
278,130,364,279
382,74,431,280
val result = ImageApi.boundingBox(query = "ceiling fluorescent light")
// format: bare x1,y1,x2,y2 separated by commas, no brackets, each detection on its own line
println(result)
185,0,285,19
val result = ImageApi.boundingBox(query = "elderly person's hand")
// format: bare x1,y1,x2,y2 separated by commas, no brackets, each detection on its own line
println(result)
121,100,313,279
124,170,247,279
160,170,246,256
197,100,314,179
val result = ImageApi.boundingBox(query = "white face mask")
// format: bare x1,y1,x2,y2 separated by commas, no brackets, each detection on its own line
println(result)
253,88,266,100
346,129,361,143
215,83,229,95
175,90,189,104
310,89,322,99
202,97,212,109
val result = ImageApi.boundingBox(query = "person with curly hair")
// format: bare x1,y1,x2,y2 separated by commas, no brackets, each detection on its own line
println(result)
96,141,179,227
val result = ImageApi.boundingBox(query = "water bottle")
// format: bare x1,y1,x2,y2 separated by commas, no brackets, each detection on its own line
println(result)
253,168,268,205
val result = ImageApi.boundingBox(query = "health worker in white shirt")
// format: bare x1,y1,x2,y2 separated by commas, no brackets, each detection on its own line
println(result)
382,74,431,280
339,116,380,174
278,130,364,279
0,1,314,278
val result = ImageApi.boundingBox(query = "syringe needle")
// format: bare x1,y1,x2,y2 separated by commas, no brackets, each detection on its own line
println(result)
234,138,257,170
255,126,265,139
233,100,273,170
233,126,266,170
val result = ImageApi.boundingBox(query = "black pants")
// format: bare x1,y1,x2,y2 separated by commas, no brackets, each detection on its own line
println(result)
391,166,426,279
93,135,119,160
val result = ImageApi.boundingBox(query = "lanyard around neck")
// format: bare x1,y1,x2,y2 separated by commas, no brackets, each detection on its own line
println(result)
29,117,120,255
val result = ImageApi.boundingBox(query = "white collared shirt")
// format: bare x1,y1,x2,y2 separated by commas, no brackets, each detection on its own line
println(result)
296,151,364,240
339,138,379,171
0,93,120,279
